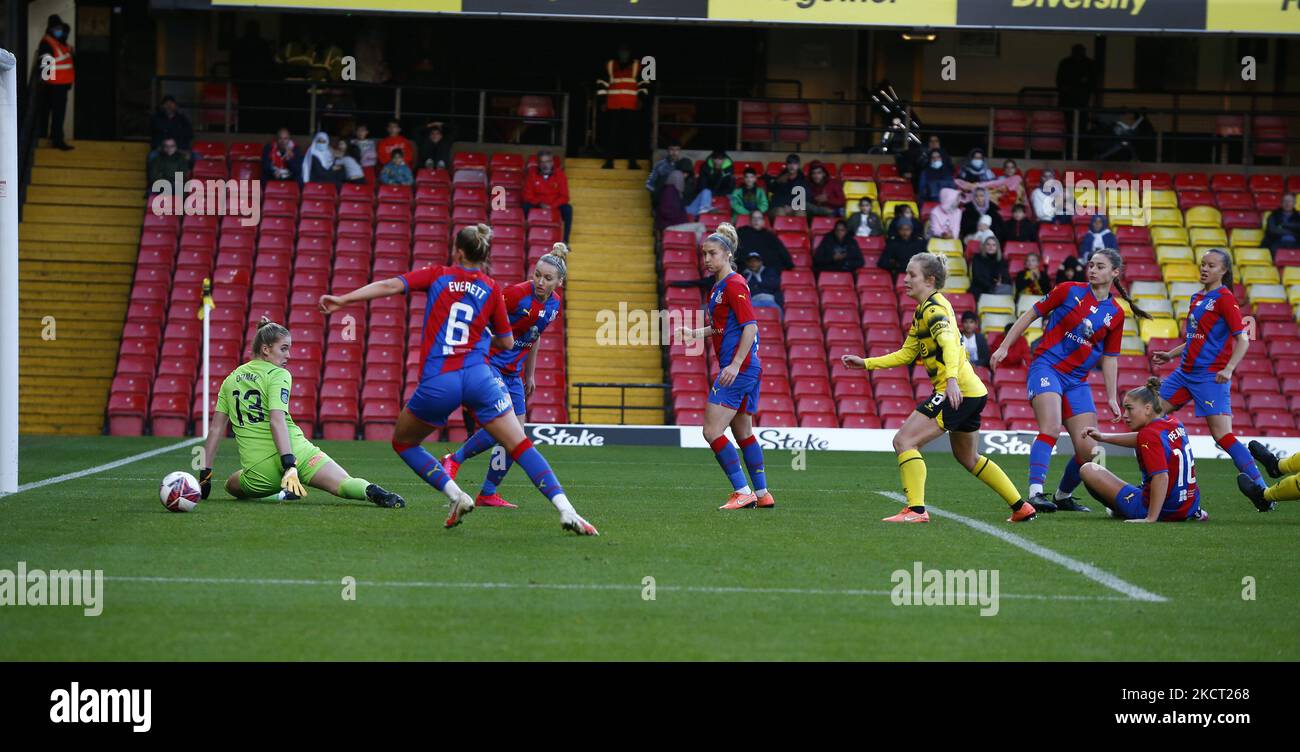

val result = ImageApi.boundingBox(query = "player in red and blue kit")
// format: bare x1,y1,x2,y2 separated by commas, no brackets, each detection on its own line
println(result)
676,223,774,510
992,247,1153,514
319,225,597,535
1079,377,1207,522
440,244,569,509
1151,249,1263,490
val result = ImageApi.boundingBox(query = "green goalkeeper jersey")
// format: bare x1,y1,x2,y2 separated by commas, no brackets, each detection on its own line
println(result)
215,359,312,471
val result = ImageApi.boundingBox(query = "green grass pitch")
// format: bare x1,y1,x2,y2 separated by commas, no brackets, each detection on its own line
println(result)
1,435,1297,661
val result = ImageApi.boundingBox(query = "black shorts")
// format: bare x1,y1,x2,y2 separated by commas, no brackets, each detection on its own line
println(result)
915,392,987,433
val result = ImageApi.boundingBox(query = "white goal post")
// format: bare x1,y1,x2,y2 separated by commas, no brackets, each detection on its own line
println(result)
0,48,18,494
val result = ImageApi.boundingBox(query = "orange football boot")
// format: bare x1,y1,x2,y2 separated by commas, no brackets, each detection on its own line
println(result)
719,492,759,510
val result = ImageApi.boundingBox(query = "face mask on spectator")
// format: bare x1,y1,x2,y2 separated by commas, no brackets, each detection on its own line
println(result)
970,159,985,170
930,160,942,169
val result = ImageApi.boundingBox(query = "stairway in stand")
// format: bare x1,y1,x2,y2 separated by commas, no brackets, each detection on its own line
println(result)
562,157,665,425
18,139,148,434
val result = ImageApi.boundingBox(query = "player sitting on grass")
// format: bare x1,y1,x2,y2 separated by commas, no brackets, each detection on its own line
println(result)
1078,377,1207,523
198,317,406,508
842,252,1036,523
1239,441,1296,512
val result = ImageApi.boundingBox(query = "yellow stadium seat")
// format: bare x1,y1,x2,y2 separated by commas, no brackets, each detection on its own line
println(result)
946,254,969,275
1121,335,1147,356
1184,206,1222,228
981,312,1014,331
1173,298,1192,319
1149,208,1184,227
1234,247,1273,267
1188,227,1227,247
1156,245,1194,266
1230,228,1264,247
1251,284,1288,303
977,293,1015,316
1150,226,1189,245
843,180,877,203
927,237,961,256
1289,285,1300,305
1108,212,1138,227
1142,297,1175,319
1162,263,1200,283
1140,318,1179,342
1241,265,1280,285
1017,295,1038,316
1168,281,1201,300
1122,314,1139,336
1148,189,1178,209
1129,280,1168,300
942,275,970,294
882,200,918,221
1283,267,1300,286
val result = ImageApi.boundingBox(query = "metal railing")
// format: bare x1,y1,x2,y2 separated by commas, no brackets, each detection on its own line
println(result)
572,383,670,425
152,75,569,149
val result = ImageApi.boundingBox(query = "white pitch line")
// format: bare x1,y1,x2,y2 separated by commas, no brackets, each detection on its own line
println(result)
878,491,1167,603
0,438,202,499
101,574,1130,602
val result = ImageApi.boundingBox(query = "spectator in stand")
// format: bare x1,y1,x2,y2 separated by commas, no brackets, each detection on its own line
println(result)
996,159,1028,205
960,311,991,368
330,139,366,184
847,197,883,237
646,141,694,208
998,322,1031,369
377,119,416,167
34,15,74,152
418,121,453,172
656,170,705,240
738,210,794,272
729,167,769,221
807,160,846,218
1265,193,1300,254
741,250,783,310
879,217,925,280
524,149,573,243
962,187,1003,239
917,148,957,204
1000,203,1039,244
897,138,924,187
262,128,300,182
927,187,962,240
1055,254,1084,286
887,203,924,238
1078,215,1117,260
1031,168,1068,223
1015,252,1047,299
301,132,335,184
149,95,193,159
350,123,377,169
688,150,734,215
812,220,864,273
147,137,189,190
914,135,951,182
957,148,995,184
379,149,413,186
970,236,1010,299
1056,43,1096,114
769,154,811,217
965,214,996,247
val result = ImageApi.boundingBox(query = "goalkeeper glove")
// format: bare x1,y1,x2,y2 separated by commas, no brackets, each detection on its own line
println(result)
280,454,306,497
199,468,213,500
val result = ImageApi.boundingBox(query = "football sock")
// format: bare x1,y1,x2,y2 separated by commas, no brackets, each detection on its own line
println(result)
1055,455,1085,498
1264,475,1300,502
710,435,750,493
971,455,1021,506
898,449,927,509
738,435,768,496
392,439,460,499
338,477,369,500
1218,434,1265,488
452,428,497,464
510,438,565,501
1029,432,1056,494
1279,453,1300,476
480,445,513,496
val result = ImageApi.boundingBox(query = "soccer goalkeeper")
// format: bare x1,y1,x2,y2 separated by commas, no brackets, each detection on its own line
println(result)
198,317,405,508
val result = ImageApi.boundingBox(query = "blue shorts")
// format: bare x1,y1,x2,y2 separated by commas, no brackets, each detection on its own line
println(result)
1160,369,1231,417
1114,481,1201,521
708,363,761,415
500,370,527,416
1027,362,1095,418
406,364,513,427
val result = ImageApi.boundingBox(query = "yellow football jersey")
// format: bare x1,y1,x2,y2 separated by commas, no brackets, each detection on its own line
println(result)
865,292,988,399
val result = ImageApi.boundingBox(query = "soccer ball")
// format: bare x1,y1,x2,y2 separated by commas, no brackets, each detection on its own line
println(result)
160,471,201,513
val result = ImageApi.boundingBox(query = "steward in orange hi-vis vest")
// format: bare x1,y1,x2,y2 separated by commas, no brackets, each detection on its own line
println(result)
596,58,646,111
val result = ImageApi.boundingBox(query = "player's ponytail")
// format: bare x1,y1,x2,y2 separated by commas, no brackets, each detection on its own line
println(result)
538,241,569,283
704,222,739,270
455,223,492,263
1127,376,1165,416
251,316,290,359
1094,247,1152,321
912,251,949,291
1203,247,1234,289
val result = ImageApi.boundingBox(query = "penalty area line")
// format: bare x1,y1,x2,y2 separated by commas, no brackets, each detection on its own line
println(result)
877,491,1168,603
0,437,203,499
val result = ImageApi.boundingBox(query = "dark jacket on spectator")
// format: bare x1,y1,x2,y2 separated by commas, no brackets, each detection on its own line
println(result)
847,210,883,237
970,253,1008,299
1015,268,1048,299
1265,208,1300,251
737,226,794,271
418,130,454,172
1000,217,1039,244
813,233,864,273
148,150,190,189
962,330,991,369
262,140,301,181
742,263,783,306
150,108,194,151
887,216,925,238
879,234,926,277
768,171,811,210
917,162,957,204
655,184,691,232
699,157,736,197
961,200,1003,239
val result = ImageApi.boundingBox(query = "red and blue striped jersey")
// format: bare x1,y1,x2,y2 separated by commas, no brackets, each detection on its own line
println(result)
1031,282,1125,381
1135,416,1198,520
489,281,562,376
400,264,510,378
708,272,760,371
1179,286,1244,374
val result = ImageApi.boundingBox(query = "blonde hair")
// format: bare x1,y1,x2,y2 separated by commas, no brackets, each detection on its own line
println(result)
251,316,290,358
538,241,570,281
455,223,492,263
703,223,739,270
1126,376,1166,416
910,251,949,290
